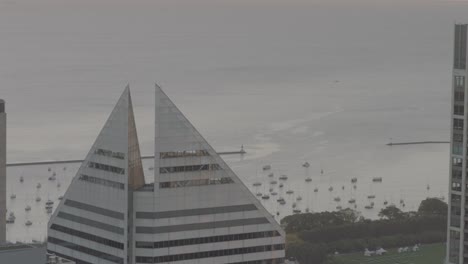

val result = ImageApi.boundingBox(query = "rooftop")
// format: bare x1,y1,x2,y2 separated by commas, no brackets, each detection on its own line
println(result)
0,243,46,264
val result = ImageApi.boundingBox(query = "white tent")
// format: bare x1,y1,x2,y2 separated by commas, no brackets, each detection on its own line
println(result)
376,248,387,255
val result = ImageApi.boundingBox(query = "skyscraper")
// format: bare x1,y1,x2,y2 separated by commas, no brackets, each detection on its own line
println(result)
0,99,5,244
47,86,285,264
448,24,468,264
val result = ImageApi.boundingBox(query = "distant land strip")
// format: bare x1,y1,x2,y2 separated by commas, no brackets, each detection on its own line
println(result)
386,141,449,146
6,150,246,167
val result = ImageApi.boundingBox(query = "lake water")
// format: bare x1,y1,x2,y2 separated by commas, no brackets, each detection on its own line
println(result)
1,0,465,242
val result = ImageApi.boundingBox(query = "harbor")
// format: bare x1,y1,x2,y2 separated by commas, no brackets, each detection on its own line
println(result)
5,142,448,243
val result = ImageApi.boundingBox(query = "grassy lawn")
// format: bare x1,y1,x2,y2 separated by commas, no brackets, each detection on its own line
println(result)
332,243,445,264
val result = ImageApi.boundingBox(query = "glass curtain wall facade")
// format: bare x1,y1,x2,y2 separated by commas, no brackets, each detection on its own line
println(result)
0,100,6,244
449,24,468,264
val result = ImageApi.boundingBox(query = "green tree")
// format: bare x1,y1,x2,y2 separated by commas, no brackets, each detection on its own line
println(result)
418,198,448,216
378,205,405,220
339,208,362,223
281,209,362,233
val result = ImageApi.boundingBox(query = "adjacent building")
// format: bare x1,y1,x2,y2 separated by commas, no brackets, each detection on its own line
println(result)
47,86,286,264
448,24,468,264
0,99,6,244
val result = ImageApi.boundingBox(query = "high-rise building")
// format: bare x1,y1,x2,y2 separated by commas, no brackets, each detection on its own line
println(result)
0,99,6,244
448,24,468,264
47,86,285,264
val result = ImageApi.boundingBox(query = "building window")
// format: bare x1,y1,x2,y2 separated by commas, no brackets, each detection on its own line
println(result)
453,157,463,167
159,177,234,189
452,182,462,192
451,194,462,227
79,174,124,190
160,150,210,159
455,91,465,102
451,201,462,227
159,164,221,174
63,199,125,220
50,224,124,249
94,148,125,160
455,207,462,215
454,24,467,69
57,211,124,234
136,204,257,219
453,143,463,155
451,211,461,228
449,230,460,263
455,76,466,87
453,169,462,180
135,244,285,263
47,237,124,264
135,231,281,249
453,133,463,142
136,218,269,235
87,162,125,175
454,119,464,130
452,194,461,205
454,105,465,115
